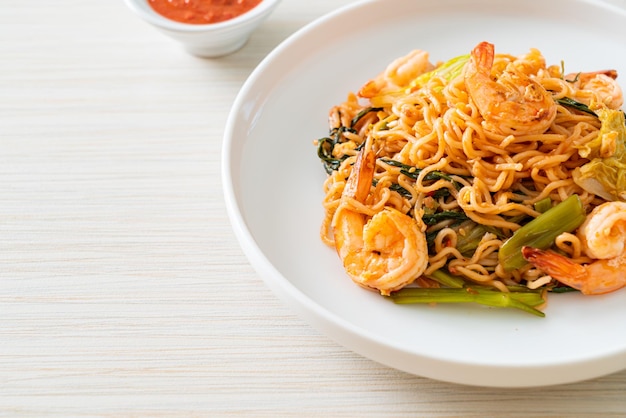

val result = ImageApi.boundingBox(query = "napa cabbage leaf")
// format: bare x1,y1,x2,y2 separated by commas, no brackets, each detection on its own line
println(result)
573,106,626,201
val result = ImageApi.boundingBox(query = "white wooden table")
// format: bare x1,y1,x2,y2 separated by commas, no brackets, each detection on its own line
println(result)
1,1,625,416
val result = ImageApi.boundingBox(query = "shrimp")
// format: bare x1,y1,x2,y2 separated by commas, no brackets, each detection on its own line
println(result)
565,69,623,110
358,49,435,99
522,201,626,295
331,143,428,296
578,201,626,259
464,41,557,136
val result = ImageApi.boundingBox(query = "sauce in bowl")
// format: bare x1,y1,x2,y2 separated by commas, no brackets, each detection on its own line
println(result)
148,0,263,24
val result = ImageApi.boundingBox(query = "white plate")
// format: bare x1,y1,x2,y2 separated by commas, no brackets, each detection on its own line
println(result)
222,0,626,387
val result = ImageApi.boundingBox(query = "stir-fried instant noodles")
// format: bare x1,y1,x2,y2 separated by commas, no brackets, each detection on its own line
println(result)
315,42,626,316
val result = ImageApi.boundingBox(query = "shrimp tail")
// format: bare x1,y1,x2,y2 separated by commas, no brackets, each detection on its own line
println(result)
521,246,587,291
472,41,495,72
344,144,376,202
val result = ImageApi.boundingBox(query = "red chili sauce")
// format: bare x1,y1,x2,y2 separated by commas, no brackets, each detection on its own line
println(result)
148,0,263,25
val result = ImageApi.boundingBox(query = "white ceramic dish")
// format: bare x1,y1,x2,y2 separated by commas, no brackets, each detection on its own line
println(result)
124,0,282,57
222,0,626,387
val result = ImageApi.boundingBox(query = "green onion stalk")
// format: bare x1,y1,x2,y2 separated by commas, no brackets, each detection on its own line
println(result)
498,194,586,271
389,286,546,317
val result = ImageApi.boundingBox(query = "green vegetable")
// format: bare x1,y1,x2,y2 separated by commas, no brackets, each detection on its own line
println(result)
533,197,552,213
387,183,412,199
389,286,545,317
350,107,382,128
316,127,354,174
370,54,470,107
540,99,626,201
316,107,381,174
426,270,464,288
573,107,626,201
498,194,586,271
556,97,597,116
407,53,470,91
422,210,469,226
379,158,462,185
549,286,580,294
454,221,489,255
384,182,452,200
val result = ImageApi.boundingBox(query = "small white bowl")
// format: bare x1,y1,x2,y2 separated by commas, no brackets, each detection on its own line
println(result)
124,0,282,58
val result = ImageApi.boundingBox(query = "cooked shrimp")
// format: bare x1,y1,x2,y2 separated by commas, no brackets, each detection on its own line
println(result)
578,201,626,259
358,49,435,99
331,143,428,295
522,202,626,295
464,41,557,136
566,69,623,110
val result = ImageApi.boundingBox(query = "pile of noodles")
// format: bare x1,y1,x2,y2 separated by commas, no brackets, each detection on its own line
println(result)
317,46,621,293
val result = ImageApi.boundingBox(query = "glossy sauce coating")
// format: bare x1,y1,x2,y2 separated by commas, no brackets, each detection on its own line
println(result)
148,0,263,24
